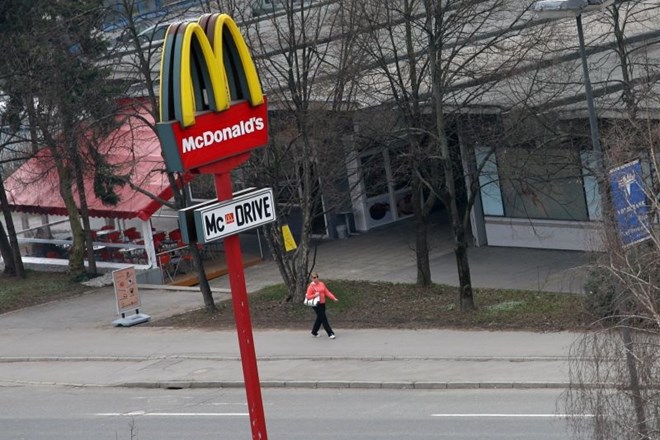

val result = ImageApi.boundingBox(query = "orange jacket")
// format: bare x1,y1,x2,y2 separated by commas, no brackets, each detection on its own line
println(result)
306,281,337,304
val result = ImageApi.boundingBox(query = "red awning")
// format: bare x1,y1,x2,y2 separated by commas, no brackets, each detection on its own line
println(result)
4,106,181,221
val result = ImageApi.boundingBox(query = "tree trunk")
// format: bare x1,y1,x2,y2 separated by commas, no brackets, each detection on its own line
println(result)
0,175,25,277
0,221,17,276
455,238,474,311
264,125,315,304
294,130,314,302
621,325,650,439
262,220,307,303
268,186,313,304
412,178,432,286
52,156,86,278
428,0,475,311
415,221,431,286
174,172,216,311
448,173,474,310
439,125,475,310
70,141,97,275
189,243,216,312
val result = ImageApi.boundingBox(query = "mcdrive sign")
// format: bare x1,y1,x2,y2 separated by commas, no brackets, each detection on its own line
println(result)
194,188,276,243
156,14,268,173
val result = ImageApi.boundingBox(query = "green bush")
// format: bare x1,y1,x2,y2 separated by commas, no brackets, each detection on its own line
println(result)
583,268,620,320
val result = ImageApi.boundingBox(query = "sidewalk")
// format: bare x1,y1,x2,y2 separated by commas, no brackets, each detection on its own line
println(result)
0,218,593,390
0,318,580,389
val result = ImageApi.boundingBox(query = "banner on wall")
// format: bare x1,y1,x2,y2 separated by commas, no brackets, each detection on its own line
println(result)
608,160,651,247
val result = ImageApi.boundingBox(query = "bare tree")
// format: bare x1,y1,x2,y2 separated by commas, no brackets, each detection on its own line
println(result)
561,1,660,432
240,0,368,302
0,108,29,278
355,0,533,309
562,120,660,439
0,167,25,277
108,0,218,311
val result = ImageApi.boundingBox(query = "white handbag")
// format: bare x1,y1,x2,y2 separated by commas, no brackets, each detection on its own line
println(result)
304,296,320,307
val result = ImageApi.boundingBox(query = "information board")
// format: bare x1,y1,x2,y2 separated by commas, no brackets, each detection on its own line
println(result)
112,267,140,315
193,188,276,243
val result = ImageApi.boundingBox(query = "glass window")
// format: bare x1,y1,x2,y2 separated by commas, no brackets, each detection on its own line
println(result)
477,146,504,216
360,152,388,199
389,148,410,192
497,147,588,221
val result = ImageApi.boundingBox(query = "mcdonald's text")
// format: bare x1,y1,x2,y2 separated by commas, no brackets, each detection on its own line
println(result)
182,116,265,154
157,99,268,172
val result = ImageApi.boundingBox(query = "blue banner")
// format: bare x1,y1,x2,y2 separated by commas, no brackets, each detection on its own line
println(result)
608,160,651,247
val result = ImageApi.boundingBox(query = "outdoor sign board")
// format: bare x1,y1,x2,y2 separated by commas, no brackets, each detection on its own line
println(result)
112,266,140,314
608,160,651,247
178,199,220,244
178,187,257,243
193,188,276,244
157,101,268,173
156,14,268,173
156,13,270,438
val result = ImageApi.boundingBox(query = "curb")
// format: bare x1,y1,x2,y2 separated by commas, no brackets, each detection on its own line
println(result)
0,379,573,390
0,356,574,390
0,355,571,363
119,380,573,390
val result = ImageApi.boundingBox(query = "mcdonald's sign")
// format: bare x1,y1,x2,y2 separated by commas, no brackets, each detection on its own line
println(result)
156,14,268,173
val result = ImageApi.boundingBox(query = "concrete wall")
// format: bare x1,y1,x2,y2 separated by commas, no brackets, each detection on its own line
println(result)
484,216,604,251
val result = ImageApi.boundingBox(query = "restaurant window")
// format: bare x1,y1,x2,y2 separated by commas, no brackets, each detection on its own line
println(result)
360,152,388,199
497,146,588,221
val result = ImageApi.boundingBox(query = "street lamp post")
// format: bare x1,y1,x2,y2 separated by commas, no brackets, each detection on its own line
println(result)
575,13,602,156
531,0,613,160
532,0,614,228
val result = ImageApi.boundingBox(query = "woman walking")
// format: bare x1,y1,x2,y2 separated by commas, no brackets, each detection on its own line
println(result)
306,272,339,339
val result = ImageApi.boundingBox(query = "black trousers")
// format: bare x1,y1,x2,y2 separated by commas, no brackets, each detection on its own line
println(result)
312,303,334,336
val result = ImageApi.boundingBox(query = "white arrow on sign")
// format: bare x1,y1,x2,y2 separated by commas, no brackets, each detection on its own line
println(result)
194,188,276,243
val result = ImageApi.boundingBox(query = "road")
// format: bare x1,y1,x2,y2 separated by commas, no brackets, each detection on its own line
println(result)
1,387,582,439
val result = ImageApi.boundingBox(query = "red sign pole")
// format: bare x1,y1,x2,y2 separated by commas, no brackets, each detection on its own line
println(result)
214,172,268,440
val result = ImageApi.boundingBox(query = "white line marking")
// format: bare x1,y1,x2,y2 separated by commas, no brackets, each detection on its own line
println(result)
95,412,248,417
431,414,594,418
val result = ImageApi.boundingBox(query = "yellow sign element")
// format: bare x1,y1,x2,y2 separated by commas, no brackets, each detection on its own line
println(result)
282,224,297,252
159,13,264,128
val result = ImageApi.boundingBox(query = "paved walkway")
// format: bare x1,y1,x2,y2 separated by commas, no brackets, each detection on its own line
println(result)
0,216,595,390
215,216,590,295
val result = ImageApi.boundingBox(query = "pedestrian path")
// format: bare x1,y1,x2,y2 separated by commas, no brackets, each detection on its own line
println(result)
0,324,581,389
211,217,590,295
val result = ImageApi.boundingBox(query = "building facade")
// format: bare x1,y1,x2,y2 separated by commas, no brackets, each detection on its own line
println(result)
100,0,660,251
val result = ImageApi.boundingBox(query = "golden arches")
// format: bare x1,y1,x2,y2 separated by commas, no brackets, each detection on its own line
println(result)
159,14,264,128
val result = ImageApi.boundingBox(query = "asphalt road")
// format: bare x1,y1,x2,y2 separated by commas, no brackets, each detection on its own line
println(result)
1,387,581,440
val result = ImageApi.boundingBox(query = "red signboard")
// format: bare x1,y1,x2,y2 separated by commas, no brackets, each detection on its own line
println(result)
157,98,268,173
